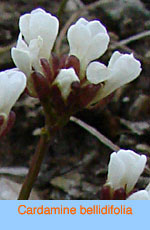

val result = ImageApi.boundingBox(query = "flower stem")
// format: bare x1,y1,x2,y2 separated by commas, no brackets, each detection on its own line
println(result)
18,131,50,200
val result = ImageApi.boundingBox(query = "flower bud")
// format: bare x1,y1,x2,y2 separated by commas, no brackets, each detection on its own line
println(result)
106,149,147,194
53,68,80,100
87,52,142,104
0,69,26,137
67,18,110,69
11,8,59,77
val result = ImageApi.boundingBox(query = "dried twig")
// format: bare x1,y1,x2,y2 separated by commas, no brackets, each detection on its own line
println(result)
111,30,150,50
70,116,120,152
55,12,79,56
57,0,70,20
83,0,112,11
110,30,150,63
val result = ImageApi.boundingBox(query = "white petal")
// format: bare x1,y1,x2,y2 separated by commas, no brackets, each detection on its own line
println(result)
127,190,150,200
87,20,108,36
117,150,147,192
146,182,150,194
11,48,31,77
67,18,110,67
19,14,31,44
12,34,43,75
0,72,9,110
29,36,43,72
76,17,88,26
12,34,31,76
29,37,43,57
54,68,80,100
19,8,59,60
107,152,125,190
111,54,142,82
86,33,110,64
146,183,150,198
106,149,147,193
16,33,28,51
96,53,142,101
29,9,59,59
0,70,26,116
128,154,147,189
108,51,123,68
31,8,46,15
67,23,91,61
86,61,108,84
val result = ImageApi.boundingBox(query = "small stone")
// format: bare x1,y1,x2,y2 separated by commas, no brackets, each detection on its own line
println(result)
50,172,83,198
120,118,150,135
129,95,150,120
119,134,136,146
0,177,39,200
136,144,150,154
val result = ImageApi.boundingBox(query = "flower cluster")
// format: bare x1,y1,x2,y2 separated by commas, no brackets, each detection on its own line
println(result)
0,8,148,200
0,8,142,137
101,149,147,200
11,8,141,117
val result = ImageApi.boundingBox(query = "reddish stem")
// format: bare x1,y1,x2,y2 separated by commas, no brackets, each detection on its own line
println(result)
18,133,49,200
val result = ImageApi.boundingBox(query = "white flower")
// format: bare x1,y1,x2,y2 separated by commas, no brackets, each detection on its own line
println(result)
127,190,150,200
54,68,80,100
11,8,59,76
107,149,147,193
128,183,150,200
67,18,110,69
0,69,26,119
87,51,142,103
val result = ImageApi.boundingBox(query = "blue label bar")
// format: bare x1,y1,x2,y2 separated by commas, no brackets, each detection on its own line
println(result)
0,201,149,230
